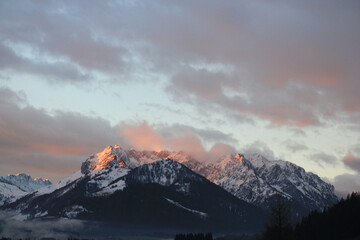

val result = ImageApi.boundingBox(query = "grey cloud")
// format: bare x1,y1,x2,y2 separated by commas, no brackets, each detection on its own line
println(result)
0,1,128,84
310,152,338,167
157,123,238,145
343,152,360,172
0,87,123,180
333,174,360,198
1,0,360,126
284,140,308,152
158,1,360,127
243,141,275,160
288,128,307,137
0,87,241,181
0,41,92,84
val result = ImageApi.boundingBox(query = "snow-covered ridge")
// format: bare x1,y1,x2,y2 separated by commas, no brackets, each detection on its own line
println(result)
0,173,52,206
201,152,338,211
126,159,204,194
165,198,207,219
80,145,337,214
0,173,51,192
81,145,195,174
0,145,338,216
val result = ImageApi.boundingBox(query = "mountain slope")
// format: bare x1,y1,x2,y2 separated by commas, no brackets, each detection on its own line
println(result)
4,157,265,233
0,173,51,206
197,153,338,214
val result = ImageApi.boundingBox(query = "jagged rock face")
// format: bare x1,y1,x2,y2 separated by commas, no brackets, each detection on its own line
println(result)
0,173,51,206
197,153,338,213
126,159,205,194
80,145,338,214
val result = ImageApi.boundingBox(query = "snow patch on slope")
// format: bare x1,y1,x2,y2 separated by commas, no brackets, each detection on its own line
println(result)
87,167,129,196
165,198,207,218
35,171,83,196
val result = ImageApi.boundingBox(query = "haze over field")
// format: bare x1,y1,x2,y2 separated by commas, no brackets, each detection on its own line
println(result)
0,0,360,196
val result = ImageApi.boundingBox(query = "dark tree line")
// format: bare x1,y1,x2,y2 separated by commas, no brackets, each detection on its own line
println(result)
174,232,213,240
261,192,360,240
294,192,360,240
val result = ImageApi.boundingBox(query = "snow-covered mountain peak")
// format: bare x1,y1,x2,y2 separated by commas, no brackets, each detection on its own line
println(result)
81,145,131,174
213,153,251,170
235,153,245,163
81,145,199,175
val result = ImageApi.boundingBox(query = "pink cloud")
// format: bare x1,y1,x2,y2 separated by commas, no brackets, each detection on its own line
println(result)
343,152,360,172
121,123,165,151
120,122,235,162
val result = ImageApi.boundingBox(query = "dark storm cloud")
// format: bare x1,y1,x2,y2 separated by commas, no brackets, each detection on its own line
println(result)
1,0,360,126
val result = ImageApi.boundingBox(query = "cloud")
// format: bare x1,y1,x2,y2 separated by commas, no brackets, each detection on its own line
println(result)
288,128,307,137
1,0,360,127
120,122,165,151
209,143,236,162
157,123,238,145
0,87,122,180
243,141,275,160
310,152,338,167
333,174,360,198
119,122,236,162
0,94,121,156
343,151,360,172
0,88,237,180
284,140,308,152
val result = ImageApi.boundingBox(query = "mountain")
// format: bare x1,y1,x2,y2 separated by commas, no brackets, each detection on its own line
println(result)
0,173,51,206
1,144,338,234
196,153,338,215
81,145,338,215
3,147,266,234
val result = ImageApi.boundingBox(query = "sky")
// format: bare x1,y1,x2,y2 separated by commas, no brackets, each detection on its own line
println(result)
0,0,360,196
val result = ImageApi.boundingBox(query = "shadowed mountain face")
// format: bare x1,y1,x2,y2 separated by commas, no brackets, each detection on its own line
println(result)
3,156,266,234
